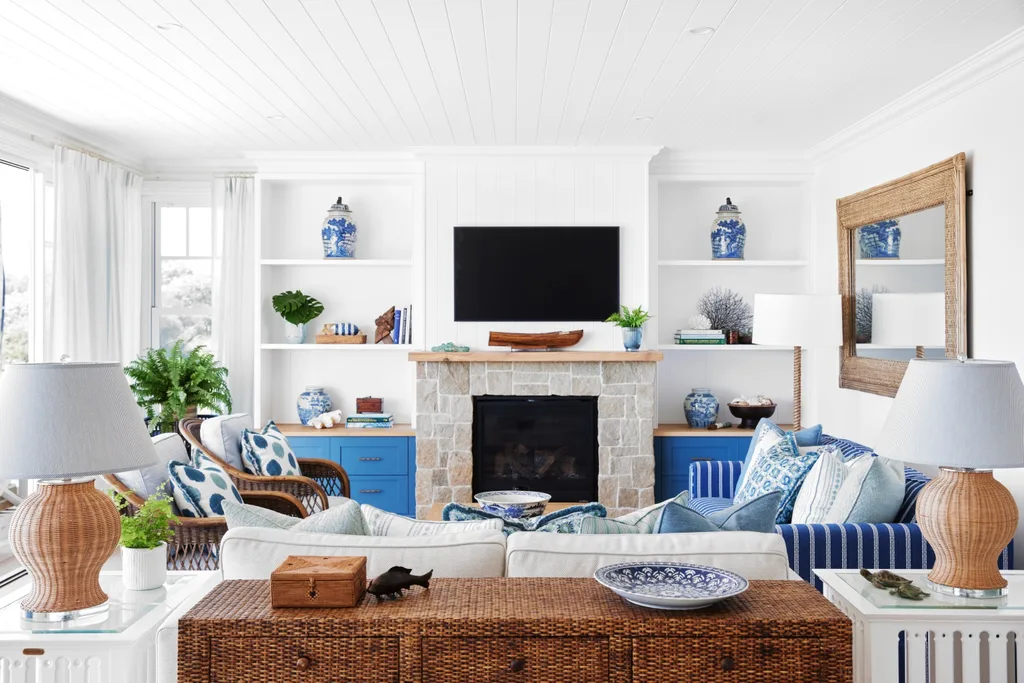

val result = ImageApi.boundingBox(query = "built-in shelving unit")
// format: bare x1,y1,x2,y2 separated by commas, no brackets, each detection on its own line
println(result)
657,344,792,351
658,260,808,267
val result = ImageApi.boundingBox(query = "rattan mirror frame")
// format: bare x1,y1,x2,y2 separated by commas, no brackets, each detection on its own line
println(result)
837,153,967,398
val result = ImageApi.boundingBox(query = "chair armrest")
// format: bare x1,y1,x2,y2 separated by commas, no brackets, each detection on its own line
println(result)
298,458,351,498
229,470,329,515
240,490,307,518
688,460,743,499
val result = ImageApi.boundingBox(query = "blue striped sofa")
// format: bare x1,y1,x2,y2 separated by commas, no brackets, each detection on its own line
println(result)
686,438,1013,591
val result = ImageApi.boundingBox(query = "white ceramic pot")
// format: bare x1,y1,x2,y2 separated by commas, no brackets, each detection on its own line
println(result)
121,542,167,591
284,322,306,344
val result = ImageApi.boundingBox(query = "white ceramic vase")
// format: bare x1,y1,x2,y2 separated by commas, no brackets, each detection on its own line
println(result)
121,542,167,591
284,322,306,344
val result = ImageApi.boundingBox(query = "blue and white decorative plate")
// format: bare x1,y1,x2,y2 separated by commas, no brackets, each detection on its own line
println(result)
474,490,551,519
594,562,749,610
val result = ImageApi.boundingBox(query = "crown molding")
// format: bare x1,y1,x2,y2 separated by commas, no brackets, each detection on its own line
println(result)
649,148,812,180
413,145,662,160
809,26,1024,164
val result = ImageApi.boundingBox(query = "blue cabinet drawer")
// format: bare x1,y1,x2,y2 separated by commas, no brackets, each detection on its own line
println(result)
285,436,332,462
333,438,409,476
349,475,409,515
655,436,753,503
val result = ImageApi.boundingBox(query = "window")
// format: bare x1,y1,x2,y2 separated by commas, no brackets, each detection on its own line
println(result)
0,161,36,367
153,204,214,350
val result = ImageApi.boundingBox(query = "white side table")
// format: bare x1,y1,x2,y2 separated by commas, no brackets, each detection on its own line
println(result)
0,571,219,683
816,568,1024,683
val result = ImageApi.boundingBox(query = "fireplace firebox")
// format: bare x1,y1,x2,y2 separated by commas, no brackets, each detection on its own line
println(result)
472,396,598,503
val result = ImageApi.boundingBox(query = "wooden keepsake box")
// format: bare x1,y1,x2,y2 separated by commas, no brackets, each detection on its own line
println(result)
270,555,367,608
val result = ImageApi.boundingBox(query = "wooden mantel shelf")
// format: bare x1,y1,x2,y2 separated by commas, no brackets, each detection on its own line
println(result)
408,350,664,362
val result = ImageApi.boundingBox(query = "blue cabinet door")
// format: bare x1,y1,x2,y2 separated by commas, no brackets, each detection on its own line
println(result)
348,475,410,515
332,437,409,476
285,436,332,462
655,436,752,502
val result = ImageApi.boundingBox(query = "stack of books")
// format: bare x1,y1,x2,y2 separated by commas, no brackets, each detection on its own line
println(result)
392,305,412,345
345,413,395,429
674,329,726,345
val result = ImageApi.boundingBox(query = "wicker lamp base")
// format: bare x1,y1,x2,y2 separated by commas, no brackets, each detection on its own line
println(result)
916,468,1018,598
9,479,121,620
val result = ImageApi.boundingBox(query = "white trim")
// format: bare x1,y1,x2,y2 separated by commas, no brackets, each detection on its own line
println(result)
414,145,662,159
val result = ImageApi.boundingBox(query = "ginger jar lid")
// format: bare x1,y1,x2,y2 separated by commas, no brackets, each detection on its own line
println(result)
717,197,739,213
328,196,350,213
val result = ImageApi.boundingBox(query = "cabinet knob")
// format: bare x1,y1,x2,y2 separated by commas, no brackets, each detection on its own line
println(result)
509,657,526,672
296,656,311,671
720,656,735,671
359,489,382,494
359,457,382,461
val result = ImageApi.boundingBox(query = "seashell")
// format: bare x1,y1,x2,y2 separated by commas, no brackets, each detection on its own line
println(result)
687,314,712,331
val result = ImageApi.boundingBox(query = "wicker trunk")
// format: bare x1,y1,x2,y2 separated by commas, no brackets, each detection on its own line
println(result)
178,578,852,683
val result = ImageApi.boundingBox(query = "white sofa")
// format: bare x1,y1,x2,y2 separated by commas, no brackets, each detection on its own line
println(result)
156,528,794,682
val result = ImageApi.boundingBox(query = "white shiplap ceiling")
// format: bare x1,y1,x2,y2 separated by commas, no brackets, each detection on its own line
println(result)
0,0,1022,161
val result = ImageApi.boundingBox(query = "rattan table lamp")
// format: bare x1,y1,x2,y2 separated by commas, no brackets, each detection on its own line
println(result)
875,359,1024,597
0,362,157,621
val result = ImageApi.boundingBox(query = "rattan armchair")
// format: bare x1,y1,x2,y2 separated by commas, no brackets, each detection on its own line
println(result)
103,472,306,571
179,417,351,515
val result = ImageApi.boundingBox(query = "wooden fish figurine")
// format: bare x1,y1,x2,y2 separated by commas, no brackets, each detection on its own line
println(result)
367,566,433,601
860,568,912,589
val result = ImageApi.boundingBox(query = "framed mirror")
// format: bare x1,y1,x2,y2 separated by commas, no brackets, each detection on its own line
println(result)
837,153,967,397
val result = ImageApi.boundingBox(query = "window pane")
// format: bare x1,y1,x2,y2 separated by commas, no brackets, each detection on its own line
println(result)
160,207,187,257
161,260,211,308
0,163,33,366
160,314,211,350
188,207,212,257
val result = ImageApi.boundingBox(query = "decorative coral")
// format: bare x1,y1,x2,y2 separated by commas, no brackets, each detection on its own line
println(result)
696,287,752,333
856,285,888,343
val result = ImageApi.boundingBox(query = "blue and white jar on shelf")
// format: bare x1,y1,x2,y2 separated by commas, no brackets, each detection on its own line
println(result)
297,387,332,425
710,197,746,259
321,196,358,258
858,219,901,259
684,388,719,428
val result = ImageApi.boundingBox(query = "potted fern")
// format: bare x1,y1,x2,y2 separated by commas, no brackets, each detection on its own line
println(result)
272,290,324,344
605,305,653,352
111,489,175,590
124,341,231,434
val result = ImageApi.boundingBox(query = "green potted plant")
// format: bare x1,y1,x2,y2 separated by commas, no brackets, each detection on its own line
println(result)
272,290,324,344
605,305,653,352
124,341,231,434
111,489,175,590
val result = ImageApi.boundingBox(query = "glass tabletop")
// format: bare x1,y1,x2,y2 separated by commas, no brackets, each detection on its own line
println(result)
837,571,1024,610
0,573,203,634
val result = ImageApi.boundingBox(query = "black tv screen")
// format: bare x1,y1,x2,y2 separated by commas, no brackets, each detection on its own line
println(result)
454,226,620,322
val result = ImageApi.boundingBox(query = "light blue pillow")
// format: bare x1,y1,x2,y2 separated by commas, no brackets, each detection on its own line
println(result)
168,454,244,518
655,492,782,533
736,419,822,492
442,502,607,535
240,420,300,477
734,431,818,523
824,455,906,524
578,492,689,534
222,498,369,535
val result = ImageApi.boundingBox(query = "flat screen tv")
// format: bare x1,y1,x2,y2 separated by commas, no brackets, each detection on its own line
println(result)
454,226,619,322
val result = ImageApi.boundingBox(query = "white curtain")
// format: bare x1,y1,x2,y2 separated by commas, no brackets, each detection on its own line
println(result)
212,176,255,416
47,146,144,364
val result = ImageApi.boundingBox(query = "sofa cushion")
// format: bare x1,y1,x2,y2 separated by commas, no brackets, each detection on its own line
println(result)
220,527,508,579
577,492,688,534
199,413,252,471
240,420,300,477
896,467,930,523
736,419,822,492
364,504,504,536
443,502,607,535
735,429,817,523
505,530,792,580
656,492,781,534
222,498,369,536
791,444,848,524
824,455,905,524
118,433,185,501
168,453,243,517
686,496,733,515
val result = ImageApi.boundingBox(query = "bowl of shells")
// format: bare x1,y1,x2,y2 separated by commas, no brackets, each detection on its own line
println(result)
727,395,776,429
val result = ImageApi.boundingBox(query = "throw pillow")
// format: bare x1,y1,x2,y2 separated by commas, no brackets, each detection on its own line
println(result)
222,498,369,535
118,433,185,501
824,455,906,524
655,491,782,534
240,421,300,477
790,445,850,524
442,502,607,535
200,413,253,471
168,454,244,517
733,430,818,523
578,491,689,534
363,504,504,536
736,419,823,493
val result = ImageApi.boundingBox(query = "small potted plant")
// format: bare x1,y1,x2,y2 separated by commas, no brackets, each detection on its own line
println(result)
125,341,231,434
111,489,175,591
605,305,653,352
272,290,324,344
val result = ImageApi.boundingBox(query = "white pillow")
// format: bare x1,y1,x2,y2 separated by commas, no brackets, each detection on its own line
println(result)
118,433,185,500
791,445,848,524
200,413,253,471
824,455,906,524
361,504,504,537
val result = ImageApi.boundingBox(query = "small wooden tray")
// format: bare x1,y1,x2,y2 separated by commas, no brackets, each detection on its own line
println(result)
271,555,367,608
316,333,367,344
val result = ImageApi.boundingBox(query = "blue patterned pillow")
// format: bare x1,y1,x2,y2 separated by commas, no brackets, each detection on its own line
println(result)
240,421,300,477
734,430,818,523
442,502,607,535
736,419,822,492
168,454,244,517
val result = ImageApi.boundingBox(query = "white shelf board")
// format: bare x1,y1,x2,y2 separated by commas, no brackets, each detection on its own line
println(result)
857,344,944,350
854,259,943,267
658,344,793,351
658,260,807,267
261,258,413,267
261,343,416,351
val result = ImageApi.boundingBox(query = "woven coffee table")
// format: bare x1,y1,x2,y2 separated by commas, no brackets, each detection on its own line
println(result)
179,577,851,682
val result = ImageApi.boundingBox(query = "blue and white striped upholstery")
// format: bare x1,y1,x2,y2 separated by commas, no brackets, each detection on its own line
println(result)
688,460,743,499
819,433,874,460
686,496,733,516
896,467,930,524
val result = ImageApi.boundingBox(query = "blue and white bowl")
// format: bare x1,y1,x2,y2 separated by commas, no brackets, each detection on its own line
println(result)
474,490,551,519
594,562,749,610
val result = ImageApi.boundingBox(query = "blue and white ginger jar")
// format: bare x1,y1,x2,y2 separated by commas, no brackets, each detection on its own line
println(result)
297,387,332,425
322,196,357,258
710,197,746,260
684,388,719,428
858,219,901,259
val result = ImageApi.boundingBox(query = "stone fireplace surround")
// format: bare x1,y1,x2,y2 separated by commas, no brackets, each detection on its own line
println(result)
410,351,662,520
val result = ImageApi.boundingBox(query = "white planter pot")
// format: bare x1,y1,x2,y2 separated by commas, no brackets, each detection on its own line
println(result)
121,543,167,591
284,322,306,344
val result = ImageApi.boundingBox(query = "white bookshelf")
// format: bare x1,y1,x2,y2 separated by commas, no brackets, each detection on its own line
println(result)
658,259,808,267
657,344,793,351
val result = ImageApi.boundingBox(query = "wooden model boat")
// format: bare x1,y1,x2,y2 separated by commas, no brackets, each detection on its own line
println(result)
488,330,584,350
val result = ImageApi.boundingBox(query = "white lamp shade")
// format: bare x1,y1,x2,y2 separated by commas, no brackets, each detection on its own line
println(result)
0,362,158,478
752,294,842,347
871,292,945,347
874,359,1024,469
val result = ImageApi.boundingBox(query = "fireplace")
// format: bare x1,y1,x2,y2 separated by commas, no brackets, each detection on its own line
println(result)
472,396,598,503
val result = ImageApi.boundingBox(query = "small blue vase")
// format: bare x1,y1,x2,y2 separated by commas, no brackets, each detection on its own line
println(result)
858,219,901,258
622,327,642,352
684,388,719,428
710,197,746,259
297,387,332,425
322,196,357,258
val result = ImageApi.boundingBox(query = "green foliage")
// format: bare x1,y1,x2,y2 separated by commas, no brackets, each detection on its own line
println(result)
124,341,231,434
272,290,324,326
111,488,176,550
605,305,653,329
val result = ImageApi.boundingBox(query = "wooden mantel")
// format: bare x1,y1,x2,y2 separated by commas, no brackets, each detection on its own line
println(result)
408,350,663,362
